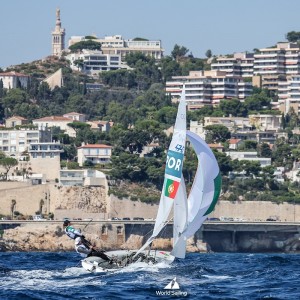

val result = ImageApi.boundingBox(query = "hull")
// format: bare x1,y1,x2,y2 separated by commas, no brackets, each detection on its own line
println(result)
81,249,175,272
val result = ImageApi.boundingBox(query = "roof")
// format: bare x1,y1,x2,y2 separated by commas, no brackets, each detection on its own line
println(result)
33,116,72,122
63,112,85,116
78,144,112,149
208,143,224,148
229,139,242,144
0,71,29,77
6,115,27,121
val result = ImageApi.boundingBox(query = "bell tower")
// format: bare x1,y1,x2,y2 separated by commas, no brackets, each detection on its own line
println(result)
51,8,65,56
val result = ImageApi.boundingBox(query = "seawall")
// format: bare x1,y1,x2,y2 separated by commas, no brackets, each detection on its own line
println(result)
1,221,300,253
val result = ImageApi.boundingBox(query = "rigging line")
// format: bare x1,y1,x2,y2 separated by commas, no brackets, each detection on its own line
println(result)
157,217,174,239
82,218,93,233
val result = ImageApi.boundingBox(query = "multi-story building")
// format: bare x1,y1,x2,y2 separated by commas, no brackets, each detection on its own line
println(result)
63,112,86,122
225,151,271,167
0,128,51,159
253,42,300,91
211,52,254,78
32,116,76,137
248,114,282,131
29,141,63,180
59,169,106,186
277,75,300,115
68,35,164,60
66,50,123,75
77,143,112,166
166,71,252,109
0,71,29,89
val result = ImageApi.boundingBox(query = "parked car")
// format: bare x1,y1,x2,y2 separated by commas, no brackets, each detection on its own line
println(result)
133,217,144,221
112,217,121,221
122,217,130,220
207,217,220,221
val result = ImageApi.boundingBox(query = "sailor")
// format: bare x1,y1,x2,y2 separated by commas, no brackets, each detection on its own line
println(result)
63,220,111,262
63,219,84,240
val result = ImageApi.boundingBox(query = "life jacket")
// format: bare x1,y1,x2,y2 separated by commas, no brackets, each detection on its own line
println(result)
65,226,81,240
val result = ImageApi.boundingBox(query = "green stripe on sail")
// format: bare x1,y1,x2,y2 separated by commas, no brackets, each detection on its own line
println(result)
204,172,222,216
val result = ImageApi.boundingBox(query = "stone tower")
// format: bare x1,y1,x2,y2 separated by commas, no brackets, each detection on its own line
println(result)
51,8,65,56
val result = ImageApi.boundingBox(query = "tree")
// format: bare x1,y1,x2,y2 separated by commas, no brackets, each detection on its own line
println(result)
69,40,101,52
67,122,91,134
171,44,189,61
205,49,212,58
286,31,300,42
0,157,18,180
219,99,248,117
205,125,231,143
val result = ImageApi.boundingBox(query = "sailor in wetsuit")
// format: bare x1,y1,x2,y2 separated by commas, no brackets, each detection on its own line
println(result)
63,220,110,261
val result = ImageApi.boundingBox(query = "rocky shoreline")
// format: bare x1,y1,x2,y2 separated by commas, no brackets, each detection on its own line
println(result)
0,224,209,253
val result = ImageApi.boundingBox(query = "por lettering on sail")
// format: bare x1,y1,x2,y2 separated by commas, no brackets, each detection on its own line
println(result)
166,150,183,178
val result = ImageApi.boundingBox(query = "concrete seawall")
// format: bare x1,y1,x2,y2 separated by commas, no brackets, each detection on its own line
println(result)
1,221,300,253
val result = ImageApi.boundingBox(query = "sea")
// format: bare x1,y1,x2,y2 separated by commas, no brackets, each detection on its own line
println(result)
0,252,299,300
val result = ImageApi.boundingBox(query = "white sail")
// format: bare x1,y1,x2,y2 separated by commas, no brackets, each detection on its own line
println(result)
134,88,187,256
178,130,221,240
171,175,187,258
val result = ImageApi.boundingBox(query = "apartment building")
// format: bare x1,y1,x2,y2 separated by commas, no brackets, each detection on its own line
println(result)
0,128,51,159
77,143,112,166
66,50,123,75
277,75,300,115
32,116,76,137
0,71,29,89
68,35,164,60
211,52,254,78
225,151,271,167
253,42,300,91
166,70,253,109
29,141,63,180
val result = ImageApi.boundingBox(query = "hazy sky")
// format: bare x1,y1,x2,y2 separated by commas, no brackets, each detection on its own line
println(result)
1,0,300,68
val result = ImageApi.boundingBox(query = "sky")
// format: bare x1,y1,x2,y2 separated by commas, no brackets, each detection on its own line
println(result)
1,0,300,69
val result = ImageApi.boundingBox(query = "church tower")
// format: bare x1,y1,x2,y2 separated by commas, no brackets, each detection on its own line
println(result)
51,8,65,56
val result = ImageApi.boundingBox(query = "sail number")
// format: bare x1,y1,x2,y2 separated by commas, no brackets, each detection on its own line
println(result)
166,150,183,178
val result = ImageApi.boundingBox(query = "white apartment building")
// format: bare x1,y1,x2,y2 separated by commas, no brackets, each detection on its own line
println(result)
166,71,252,109
77,144,112,166
211,52,254,78
225,151,271,167
68,35,164,60
66,50,123,75
59,169,106,186
248,114,282,131
0,129,51,159
253,42,300,91
0,71,29,89
33,116,76,137
29,141,63,180
277,75,300,115
63,112,86,122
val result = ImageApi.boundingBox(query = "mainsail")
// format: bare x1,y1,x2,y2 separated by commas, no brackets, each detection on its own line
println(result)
134,87,187,255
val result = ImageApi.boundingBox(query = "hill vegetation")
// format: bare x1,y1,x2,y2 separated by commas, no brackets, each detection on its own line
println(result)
1,44,300,204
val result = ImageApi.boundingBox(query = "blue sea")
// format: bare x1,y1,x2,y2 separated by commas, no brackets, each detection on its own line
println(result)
0,252,299,300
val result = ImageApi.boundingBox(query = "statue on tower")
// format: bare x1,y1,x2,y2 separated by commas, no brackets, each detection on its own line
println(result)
56,8,60,20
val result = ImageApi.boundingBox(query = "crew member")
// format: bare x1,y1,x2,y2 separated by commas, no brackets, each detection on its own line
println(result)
63,220,110,262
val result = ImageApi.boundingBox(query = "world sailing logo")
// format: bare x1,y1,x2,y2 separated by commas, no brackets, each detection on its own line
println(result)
156,277,188,297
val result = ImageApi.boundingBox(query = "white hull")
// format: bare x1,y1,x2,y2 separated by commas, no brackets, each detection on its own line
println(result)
81,249,175,273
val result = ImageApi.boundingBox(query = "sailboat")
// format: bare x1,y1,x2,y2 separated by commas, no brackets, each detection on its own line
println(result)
81,87,221,272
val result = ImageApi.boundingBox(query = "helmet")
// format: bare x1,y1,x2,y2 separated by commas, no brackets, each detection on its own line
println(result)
63,219,70,226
